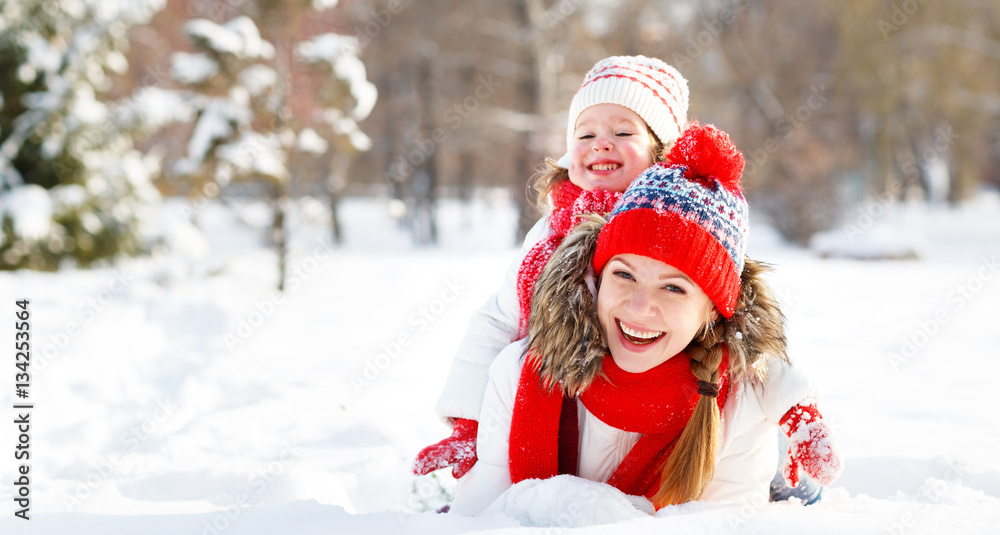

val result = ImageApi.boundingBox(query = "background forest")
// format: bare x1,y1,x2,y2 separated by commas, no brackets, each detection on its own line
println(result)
2,0,998,281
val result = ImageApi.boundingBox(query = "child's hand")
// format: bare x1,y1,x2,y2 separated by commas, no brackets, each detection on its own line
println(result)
412,418,478,478
779,403,843,487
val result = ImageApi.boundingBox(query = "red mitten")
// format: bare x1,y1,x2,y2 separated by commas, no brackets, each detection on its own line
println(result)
779,403,843,488
412,418,479,478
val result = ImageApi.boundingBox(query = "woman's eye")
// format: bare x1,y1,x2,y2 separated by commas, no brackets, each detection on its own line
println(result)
613,270,634,281
664,284,686,294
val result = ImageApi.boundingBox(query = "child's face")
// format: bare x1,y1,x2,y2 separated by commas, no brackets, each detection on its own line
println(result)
597,254,719,374
567,104,657,192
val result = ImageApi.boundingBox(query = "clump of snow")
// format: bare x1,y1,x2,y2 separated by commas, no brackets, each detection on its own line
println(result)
174,97,250,176
482,475,655,527
240,64,279,98
216,132,289,181
297,128,329,155
0,184,53,241
296,33,377,120
118,86,195,132
184,16,275,61
325,108,373,151
171,51,219,85
312,0,340,10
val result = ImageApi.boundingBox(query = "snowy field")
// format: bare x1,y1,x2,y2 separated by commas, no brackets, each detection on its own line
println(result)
1,192,999,534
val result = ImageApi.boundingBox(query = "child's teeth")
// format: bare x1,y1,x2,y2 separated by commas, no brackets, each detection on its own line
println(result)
591,163,620,171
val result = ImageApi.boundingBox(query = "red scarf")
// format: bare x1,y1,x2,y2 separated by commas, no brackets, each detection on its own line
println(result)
515,181,621,338
509,349,730,500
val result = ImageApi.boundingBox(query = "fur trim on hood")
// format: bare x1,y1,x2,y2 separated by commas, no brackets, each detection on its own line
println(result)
524,215,789,395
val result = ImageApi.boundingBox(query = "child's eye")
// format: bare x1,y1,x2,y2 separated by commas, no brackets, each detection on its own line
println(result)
616,131,633,137
578,133,595,139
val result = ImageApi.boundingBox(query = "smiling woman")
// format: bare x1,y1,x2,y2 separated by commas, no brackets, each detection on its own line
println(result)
597,254,717,373
449,122,843,516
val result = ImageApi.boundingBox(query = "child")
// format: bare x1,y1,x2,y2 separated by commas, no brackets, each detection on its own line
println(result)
449,123,842,514
414,54,690,478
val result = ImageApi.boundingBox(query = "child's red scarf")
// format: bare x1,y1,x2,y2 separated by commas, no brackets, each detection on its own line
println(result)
508,349,730,500
516,181,621,338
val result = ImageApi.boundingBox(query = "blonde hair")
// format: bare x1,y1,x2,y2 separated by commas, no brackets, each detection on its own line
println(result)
525,185,788,507
651,320,725,506
651,258,788,506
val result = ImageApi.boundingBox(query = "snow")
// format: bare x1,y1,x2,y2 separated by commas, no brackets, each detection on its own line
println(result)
173,97,249,176
0,192,999,533
296,128,329,155
239,65,278,98
171,52,220,86
296,33,378,121
184,17,275,61
216,132,289,181
0,184,54,242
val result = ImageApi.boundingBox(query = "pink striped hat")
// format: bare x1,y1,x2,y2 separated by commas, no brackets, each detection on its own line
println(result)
557,56,689,168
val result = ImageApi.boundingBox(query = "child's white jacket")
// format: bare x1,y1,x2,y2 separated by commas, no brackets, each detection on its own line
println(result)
449,339,817,515
435,217,551,422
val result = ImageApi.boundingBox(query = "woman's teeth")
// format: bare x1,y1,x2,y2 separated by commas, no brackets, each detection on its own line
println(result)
619,321,663,345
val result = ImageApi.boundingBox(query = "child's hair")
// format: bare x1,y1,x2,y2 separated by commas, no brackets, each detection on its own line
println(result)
530,131,669,211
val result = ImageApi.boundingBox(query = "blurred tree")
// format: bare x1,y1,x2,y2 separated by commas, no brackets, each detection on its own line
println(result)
0,0,172,270
166,0,374,288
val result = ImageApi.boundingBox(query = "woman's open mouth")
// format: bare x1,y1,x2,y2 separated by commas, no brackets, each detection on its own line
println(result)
617,319,664,345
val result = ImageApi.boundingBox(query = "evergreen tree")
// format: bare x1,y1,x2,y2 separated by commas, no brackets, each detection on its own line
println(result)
0,0,171,270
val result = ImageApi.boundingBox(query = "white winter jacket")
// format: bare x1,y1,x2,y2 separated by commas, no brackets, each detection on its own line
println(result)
435,216,551,421
450,339,817,515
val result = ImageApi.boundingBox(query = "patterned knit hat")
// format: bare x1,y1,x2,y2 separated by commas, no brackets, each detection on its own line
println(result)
592,123,748,318
557,55,689,167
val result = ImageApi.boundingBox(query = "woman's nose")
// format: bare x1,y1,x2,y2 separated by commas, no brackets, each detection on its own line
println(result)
625,288,656,317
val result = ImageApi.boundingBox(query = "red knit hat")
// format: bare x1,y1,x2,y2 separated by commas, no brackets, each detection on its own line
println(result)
592,123,748,318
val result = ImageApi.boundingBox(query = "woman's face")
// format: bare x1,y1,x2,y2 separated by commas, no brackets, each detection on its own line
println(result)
597,254,718,373
567,103,657,193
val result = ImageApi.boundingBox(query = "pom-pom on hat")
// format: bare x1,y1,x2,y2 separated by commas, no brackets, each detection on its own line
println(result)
556,55,689,167
592,122,748,318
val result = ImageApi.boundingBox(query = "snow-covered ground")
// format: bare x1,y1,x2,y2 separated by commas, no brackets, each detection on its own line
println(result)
1,191,999,534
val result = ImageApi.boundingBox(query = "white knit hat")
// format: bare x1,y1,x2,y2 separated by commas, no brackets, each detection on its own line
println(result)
556,55,689,168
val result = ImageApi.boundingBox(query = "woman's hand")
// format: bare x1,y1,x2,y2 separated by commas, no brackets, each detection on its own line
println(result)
412,418,479,478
